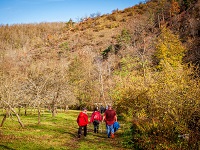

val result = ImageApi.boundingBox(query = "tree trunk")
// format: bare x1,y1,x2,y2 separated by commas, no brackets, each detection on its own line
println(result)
158,15,160,28
2,101,24,128
24,105,27,116
38,106,41,124
65,105,68,111
10,107,24,128
52,87,60,117
51,96,56,117
142,38,147,84
18,106,21,116
0,113,7,127
52,104,56,117
99,67,106,103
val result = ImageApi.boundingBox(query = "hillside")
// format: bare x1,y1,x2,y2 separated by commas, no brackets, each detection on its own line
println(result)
1,0,199,69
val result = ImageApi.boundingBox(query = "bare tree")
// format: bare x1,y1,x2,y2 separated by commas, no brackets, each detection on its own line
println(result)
0,71,25,128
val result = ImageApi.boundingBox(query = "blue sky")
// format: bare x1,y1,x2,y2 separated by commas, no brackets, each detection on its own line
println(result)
0,0,142,25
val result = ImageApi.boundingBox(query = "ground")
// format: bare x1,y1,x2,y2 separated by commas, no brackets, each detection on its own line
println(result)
0,110,131,150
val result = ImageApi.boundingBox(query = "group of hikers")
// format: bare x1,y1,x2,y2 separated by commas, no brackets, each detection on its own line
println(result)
76,104,119,139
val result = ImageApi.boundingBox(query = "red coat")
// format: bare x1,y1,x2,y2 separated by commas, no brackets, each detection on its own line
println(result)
90,111,102,123
104,109,116,125
77,112,88,126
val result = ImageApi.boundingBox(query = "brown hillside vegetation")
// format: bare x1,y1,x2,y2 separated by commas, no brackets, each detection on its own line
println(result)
0,0,200,149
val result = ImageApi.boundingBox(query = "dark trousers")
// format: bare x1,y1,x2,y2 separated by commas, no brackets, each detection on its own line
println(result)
78,125,87,137
93,120,99,133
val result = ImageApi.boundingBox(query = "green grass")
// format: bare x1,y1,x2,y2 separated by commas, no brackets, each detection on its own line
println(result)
0,110,130,150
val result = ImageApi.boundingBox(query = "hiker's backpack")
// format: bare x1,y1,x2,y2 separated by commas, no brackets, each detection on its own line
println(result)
93,112,100,120
114,121,120,132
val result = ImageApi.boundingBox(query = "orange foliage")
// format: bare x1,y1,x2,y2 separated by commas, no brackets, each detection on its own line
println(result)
170,0,180,17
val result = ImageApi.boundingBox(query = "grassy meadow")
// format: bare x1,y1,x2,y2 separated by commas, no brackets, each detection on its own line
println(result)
0,109,130,150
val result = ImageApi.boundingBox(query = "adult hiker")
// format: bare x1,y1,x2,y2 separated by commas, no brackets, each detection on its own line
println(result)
77,108,89,138
90,107,102,133
102,104,117,138
100,105,105,114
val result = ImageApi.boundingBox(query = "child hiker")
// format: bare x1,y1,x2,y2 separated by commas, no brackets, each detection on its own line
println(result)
90,107,102,133
77,108,89,138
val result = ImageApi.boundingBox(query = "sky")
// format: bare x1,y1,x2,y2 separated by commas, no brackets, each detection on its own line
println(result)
0,0,142,25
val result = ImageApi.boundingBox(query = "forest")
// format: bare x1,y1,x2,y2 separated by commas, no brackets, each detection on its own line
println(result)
0,0,199,149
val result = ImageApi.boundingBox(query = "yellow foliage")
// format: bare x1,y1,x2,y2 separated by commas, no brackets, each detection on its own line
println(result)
155,27,186,70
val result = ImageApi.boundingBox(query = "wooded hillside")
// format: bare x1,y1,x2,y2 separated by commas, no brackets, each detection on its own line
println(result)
0,0,199,149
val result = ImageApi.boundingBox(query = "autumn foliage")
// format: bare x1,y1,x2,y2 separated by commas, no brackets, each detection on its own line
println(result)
0,0,199,149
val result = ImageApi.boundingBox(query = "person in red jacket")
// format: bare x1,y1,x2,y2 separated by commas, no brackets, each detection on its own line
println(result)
77,108,88,138
90,107,102,133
